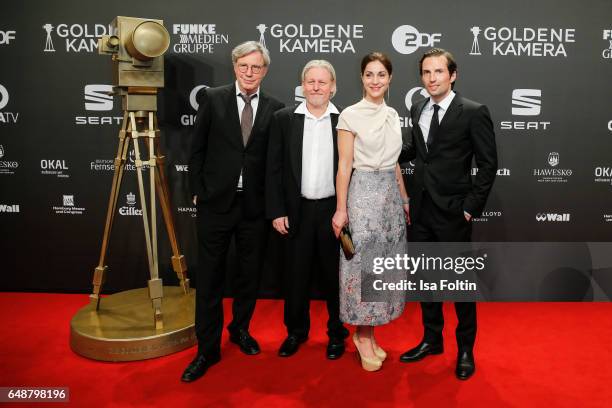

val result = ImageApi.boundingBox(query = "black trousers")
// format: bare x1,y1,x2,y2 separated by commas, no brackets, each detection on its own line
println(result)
195,193,266,358
411,191,476,352
283,197,347,340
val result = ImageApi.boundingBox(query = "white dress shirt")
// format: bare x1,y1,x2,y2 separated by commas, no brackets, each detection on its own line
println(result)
418,90,456,147
235,81,260,189
296,101,338,199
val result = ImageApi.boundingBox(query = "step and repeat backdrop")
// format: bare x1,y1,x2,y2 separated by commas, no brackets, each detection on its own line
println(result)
1,0,611,297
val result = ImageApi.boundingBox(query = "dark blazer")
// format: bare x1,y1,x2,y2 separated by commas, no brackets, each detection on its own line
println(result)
266,104,340,236
400,93,497,219
189,83,284,218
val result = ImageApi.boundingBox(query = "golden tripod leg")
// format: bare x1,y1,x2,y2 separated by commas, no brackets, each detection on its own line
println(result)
150,114,190,293
130,112,164,330
91,112,131,309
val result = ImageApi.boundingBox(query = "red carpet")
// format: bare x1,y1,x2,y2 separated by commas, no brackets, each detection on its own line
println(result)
0,293,610,407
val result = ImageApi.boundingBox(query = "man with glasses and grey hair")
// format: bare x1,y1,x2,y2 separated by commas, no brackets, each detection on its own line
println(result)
266,60,349,359
183,41,284,382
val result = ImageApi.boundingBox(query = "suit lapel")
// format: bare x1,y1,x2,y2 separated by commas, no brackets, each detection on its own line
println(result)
290,113,305,187
414,98,429,153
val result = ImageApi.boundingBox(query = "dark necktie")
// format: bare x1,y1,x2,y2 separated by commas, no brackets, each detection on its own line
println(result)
427,104,440,150
240,93,256,146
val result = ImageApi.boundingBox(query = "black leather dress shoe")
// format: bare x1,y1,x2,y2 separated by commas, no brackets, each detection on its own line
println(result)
278,335,306,357
326,337,346,360
229,329,260,355
455,351,475,380
399,341,444,362
181,354,220,382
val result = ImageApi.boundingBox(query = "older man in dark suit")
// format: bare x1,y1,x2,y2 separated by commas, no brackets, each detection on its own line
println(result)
399,48,497,380
182,41,284,382
266,60,349,359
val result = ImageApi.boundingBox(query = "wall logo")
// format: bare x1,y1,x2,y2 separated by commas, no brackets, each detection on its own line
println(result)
41,159,70,178
181,84,209,126
536,213,570,222
392,25,441,55
0,145,19,175
77,84,122,125
0,204,20,213
0,30,16,45
472,167,511,176
501,89,549,130
54,195,85,215
401,86,429,127
594,166,612,186
603,30,612,59
257,23,364,53
0,84,19,124
119,192,142,216
468,26,575,57
533,152,572,183
42,23,113,53
473,210,502,222
171,24,229,54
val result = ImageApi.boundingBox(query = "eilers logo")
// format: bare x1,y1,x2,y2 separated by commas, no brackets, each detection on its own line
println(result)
401,86,429,128
119,192,142,216
0,84,19,124
392,25,441,55
40,159,70,178
180,85,209,126
42,23,113,53
53,194,85,215
0,204,20,213
171,24,229,54
468,26,575,57
594,166,612,186
501,89,550,130
76,84,122,125
533,152,572,183
0,145,19,175
0,30,16,45
536,213,570,222
257,23,364,53
603,30,612,59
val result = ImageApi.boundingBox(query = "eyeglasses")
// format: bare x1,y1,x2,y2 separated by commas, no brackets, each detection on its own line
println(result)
237,63,264,74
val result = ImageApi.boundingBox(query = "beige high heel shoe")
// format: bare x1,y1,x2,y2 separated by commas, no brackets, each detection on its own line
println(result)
353,334,382,371
374,344,387,361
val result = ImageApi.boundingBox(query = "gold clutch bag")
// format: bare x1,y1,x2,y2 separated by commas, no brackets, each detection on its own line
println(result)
339,226,355,260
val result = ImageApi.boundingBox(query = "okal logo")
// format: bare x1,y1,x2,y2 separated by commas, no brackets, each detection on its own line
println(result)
603,30,612,59
40,159,70,178
594,166,612,186
0,145,19,175
257,23,364,53
77,84,121,125
536,213,570,222
0,30,16,45
0,203,20,213
468,26,575,57
171,24,229,54
119,192,142,216
401,86,430,127
392,25,441,55
54,195,85,215
181,85,209,126
42,23,114,53
501,89,549,130
533,152,572,183
0,84,19,124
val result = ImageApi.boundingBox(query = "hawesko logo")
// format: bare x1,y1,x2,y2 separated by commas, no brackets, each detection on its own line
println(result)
548,152,559,167
0,145,19,175
603,30,612,59
42,23,113,53
0,84,19,124
171,24,229,54
175,164,189,172
0,204,20,213
512,89,541,116
85,85,113,111
181,85,209,126
468,26,575,57
533,152,572,183
392,25,441,55
0,30,16,45
536,213,570,222
257,23,364,53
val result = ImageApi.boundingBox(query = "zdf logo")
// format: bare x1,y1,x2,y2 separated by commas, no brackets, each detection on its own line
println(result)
84,84,113,111
392,25,441,55
0,30,16,45
0,84,9,110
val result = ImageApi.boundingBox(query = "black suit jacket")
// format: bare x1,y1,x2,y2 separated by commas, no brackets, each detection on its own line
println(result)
400,93,497,219
265,105,340,236
189,83,284,218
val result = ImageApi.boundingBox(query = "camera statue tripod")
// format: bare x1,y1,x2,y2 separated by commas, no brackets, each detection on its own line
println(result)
70,17,195,361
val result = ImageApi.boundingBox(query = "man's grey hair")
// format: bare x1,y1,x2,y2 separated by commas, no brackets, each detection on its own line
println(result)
301,59,337,97
231,41,271,66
